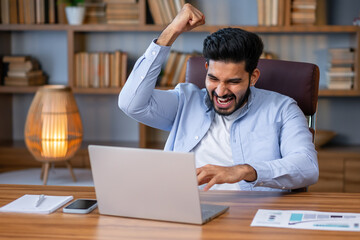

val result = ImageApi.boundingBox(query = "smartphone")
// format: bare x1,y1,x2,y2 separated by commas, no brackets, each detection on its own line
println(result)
63,199,98,214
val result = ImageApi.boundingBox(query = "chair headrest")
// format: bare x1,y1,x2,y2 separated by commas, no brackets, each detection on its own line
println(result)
185,57,319,115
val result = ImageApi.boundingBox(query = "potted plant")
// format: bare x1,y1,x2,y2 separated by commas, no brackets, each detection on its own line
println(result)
61,0,86,25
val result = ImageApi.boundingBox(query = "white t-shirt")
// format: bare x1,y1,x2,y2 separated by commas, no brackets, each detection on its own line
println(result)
192,108,242,190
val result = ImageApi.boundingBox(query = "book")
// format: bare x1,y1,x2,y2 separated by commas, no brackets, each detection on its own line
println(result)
82,52,90,88
170,53,186,86
109,53,116,87
57,1,67,24
1,0,10,24
103,52,110,87
120,52,128,87
0,194,73,214
4,75,46,86
271,0,278,26
257,0,265,26
160,51,178,86
9,0,18,24
113,50,121,87
168,0,177,19
177,53,192,84
328,66,353,73
264,0,271,26
8,59,39,71
147,0,165,25
84,1,106,24
90,53,100,88
36,0,45,24
48,0,57,24
18,0,25,24
327,71,355,77
7,70,43,78
161,0,173,24
3,55,31,63
75,52,81,87
24,0,36,24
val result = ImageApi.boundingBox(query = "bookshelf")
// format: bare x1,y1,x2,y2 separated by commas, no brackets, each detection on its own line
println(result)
1,1,360,164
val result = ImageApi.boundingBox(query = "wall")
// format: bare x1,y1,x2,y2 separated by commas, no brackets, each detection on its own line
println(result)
11,0,360,145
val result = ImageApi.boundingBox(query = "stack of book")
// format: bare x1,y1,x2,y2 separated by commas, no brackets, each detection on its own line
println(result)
257,0,289,26
257,0,326,26
159,51,196,87
104,0,140,24
1,0,59,24
147,0,186,25
3,56,46,86
84,0,106,24
327,48,355,90
291,0,316,25
74,50,127,88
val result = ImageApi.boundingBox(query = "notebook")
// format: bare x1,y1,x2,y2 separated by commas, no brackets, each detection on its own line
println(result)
0,194,73,214
88,145,229,225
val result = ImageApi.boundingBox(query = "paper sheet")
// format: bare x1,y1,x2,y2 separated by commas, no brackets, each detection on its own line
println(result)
251,209,360,231
0,194,73,214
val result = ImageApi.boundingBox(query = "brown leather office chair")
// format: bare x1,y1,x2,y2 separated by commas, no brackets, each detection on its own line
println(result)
185,56,320,192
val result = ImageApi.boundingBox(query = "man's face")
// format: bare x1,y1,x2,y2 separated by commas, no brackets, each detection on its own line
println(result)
205,60,259,116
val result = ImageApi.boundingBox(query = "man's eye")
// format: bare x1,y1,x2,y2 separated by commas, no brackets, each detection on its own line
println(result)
229,80,241,84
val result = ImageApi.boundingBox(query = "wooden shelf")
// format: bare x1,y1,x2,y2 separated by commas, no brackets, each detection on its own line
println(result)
0,86,40,94
0,24,358,33
72,87,121,95
0,24,69,31
0,86,122,95
319,89,360,97
2,85,360,97
318,144,360,154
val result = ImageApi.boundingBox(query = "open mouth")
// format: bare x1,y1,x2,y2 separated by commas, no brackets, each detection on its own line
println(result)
214,95,235,109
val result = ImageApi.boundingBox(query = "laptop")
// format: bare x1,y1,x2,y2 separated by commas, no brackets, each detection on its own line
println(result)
88,145,229,225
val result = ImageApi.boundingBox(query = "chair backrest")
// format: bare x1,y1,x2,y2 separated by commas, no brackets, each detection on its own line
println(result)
185,56,320,132
185,56,320,192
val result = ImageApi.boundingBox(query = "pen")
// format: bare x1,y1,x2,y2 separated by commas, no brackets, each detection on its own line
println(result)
35,194,45,207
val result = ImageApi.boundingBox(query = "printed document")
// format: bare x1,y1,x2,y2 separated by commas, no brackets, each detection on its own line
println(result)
251,209,360,232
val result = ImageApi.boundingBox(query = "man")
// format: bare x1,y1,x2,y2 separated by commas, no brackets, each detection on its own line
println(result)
119,4,318,191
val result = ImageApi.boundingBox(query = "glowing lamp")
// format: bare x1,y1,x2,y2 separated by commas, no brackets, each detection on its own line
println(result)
24,85,83,185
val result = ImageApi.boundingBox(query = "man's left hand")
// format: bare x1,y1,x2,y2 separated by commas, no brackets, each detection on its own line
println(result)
196,164,257,191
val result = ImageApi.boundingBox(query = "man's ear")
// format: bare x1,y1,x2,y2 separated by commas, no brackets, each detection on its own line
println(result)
250,68,260,86
205,61,208,70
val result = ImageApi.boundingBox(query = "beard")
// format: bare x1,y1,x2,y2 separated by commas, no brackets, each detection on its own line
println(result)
207,86,251,116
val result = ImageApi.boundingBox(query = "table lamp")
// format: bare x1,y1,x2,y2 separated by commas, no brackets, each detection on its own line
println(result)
24,85,83,185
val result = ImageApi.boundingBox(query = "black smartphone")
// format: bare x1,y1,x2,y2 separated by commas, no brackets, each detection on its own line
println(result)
63,199,97,214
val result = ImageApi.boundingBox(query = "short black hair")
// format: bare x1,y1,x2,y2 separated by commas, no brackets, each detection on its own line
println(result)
203,28,264,73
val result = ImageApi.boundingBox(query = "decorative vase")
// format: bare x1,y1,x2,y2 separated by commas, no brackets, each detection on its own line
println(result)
65,6,85,25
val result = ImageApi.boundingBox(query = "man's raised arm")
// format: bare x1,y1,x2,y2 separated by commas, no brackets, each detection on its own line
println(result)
118,4,205,130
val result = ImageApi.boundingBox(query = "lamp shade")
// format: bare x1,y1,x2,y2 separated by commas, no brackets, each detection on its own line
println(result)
24,85,83,162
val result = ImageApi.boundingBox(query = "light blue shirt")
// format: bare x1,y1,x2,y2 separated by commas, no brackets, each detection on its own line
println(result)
119,40,319,191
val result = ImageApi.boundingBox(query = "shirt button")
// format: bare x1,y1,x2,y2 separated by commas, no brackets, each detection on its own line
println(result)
151,51,156,55
140,76,144,79
195,136,199,140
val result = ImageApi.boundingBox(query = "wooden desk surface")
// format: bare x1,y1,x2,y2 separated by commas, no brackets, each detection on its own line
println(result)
0,185,359,240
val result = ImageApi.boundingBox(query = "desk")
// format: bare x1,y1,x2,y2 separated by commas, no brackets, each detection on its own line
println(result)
0,185,359,239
